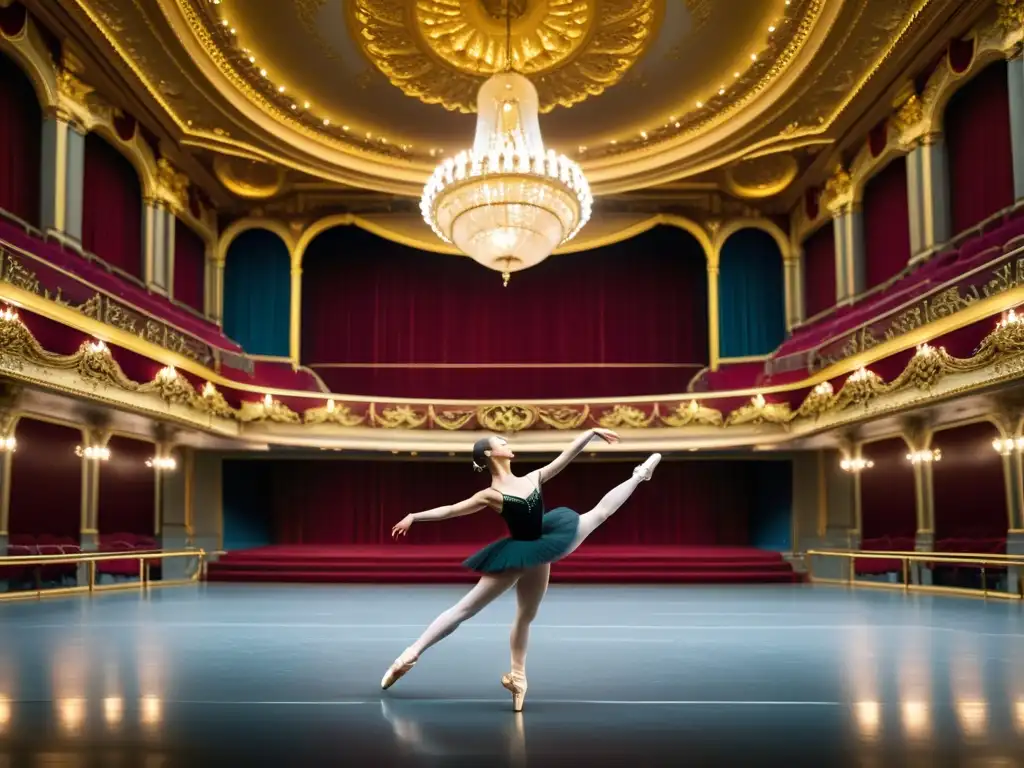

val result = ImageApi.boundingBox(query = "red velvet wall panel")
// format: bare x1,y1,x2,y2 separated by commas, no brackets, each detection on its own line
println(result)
300,226,709,399
932,421,1006,539
945,62,1015,235
267,458,758,547
862,157,911,290
173,219,206,314
82,134,143,278
9,418,82,538
802,224,836,319
0,51,42,226
859,437,917,539
97,435,156,536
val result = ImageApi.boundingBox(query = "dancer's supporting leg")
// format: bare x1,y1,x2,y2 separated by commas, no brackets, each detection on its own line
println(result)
503,564,550,711
382,571,519,689
564,453,661,555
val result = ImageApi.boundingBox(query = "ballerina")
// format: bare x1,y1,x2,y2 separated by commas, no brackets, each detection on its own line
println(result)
380,428,661,711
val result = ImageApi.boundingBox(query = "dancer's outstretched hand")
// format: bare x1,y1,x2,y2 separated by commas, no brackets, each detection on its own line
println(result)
592,428,620,444
391,514,414,540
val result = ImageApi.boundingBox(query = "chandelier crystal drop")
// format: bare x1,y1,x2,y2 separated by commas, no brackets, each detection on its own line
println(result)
420,71,592,286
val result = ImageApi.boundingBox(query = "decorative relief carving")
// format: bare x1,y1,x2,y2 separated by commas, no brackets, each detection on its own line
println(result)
155,158,190,213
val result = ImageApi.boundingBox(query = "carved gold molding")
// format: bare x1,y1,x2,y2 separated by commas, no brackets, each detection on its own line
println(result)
3,305,1024,444
349,0,662,114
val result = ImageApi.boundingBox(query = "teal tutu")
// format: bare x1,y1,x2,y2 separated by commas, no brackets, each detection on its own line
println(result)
463,507,580,573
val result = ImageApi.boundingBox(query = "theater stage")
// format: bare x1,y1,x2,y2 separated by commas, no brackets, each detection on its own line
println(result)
0,583,1021,765
205,545,799,584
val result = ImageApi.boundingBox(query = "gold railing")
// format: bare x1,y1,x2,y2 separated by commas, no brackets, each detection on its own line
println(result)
806,549,1024,600
0,548,206,601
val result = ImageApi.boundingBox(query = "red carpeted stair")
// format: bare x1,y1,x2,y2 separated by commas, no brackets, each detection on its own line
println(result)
205,545,798,584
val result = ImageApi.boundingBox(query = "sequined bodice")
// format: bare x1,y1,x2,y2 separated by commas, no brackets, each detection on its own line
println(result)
499,486,545,541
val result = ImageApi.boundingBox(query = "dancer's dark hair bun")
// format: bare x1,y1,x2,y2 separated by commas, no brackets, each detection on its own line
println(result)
471,436,492,472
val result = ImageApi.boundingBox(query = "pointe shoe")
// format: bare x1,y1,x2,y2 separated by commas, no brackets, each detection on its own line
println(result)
381,652,417,690
633,452,662,481
501,673,527,712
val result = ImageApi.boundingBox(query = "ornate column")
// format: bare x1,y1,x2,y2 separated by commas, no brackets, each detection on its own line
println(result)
902,417,936,584
706,253,720,372
823,167,865,303
40,66,93,242
1009,51,1024,201
210,258,226,324
783,252,804,330
992,394,1024,592
146,159,189,297
77,427,110,585
289,264,303,364
894,90,952,257
0,411,18,564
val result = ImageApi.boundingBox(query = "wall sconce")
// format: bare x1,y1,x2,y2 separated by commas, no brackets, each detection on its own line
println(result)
0,436,16,453
146,456,177,471
0,307,19,323
840,457,874,472
76,445,110,461
993,437,1024,455
263,393,274,409
157,366,177,382
906,449,941,464
86,340,109,355
998,308,1022,328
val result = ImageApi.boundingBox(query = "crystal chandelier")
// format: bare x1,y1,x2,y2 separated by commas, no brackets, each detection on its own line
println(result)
419,8,592,286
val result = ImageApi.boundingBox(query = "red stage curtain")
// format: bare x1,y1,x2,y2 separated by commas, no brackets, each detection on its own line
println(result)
300,226,709,399
82,133,143,278
932,421,1005,539
97,435,156,536
862,156,911,291
945,62,1015,235
859,437,916,539
801,224,836,319
9,418,82,538
173,218,206,314
265,458,761,547
0,51,42,226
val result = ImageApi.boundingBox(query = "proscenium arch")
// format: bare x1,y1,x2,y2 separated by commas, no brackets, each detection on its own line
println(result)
291,212,716,269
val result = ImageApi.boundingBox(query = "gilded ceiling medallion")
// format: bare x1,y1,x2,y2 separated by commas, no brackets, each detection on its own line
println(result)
350,0,663,113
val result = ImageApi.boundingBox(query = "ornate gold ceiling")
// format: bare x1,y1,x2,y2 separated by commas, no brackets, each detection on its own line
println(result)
50,0,974,199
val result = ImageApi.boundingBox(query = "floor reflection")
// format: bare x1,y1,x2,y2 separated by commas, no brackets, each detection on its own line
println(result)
382,699,527,765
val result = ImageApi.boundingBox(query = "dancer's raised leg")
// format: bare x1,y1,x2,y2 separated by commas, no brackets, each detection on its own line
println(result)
564,453,661,555
381,571,519,689
503,564,550,711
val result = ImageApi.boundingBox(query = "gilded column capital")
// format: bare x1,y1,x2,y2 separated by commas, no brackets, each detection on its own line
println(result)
823,167,853,216
893,93,926,148
155,158,190,215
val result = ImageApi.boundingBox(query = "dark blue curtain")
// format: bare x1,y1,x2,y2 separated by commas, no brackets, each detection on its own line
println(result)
223,228,290,356
222,459,273,550
749,460,793,551
718,229,786,357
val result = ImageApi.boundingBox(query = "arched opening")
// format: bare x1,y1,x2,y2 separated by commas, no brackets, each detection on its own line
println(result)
223,227,291,356
0,51,42,226
173,218,207,314
82,133,144,278
299,225,709,399
718,228,786,358
944,61,1015,234
861,156,911,290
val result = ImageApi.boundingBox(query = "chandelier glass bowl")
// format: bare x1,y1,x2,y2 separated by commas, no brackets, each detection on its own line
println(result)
420,72,592,284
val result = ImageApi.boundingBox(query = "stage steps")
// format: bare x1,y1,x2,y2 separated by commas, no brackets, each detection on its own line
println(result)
206,546,799,585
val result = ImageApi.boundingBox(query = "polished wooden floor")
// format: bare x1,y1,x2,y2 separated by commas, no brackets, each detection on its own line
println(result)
0,583,1022,766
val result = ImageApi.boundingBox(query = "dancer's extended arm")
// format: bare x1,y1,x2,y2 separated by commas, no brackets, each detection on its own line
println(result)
392,489,500,539
535,428,619,483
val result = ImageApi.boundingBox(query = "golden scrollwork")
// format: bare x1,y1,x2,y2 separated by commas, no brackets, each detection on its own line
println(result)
349,0,661,113
429,405,476,431
56,68,94,110
537,406,589,430
725,394,793,428
822,165,853,214
597,404,654,429
238,398,300,424
997,0,1024,31
371,403,429,429
892,93,924,145
659,399,723,427
305,401,367,426
477,404,537,433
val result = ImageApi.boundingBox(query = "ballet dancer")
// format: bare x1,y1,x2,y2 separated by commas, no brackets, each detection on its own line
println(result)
380,428,661,711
